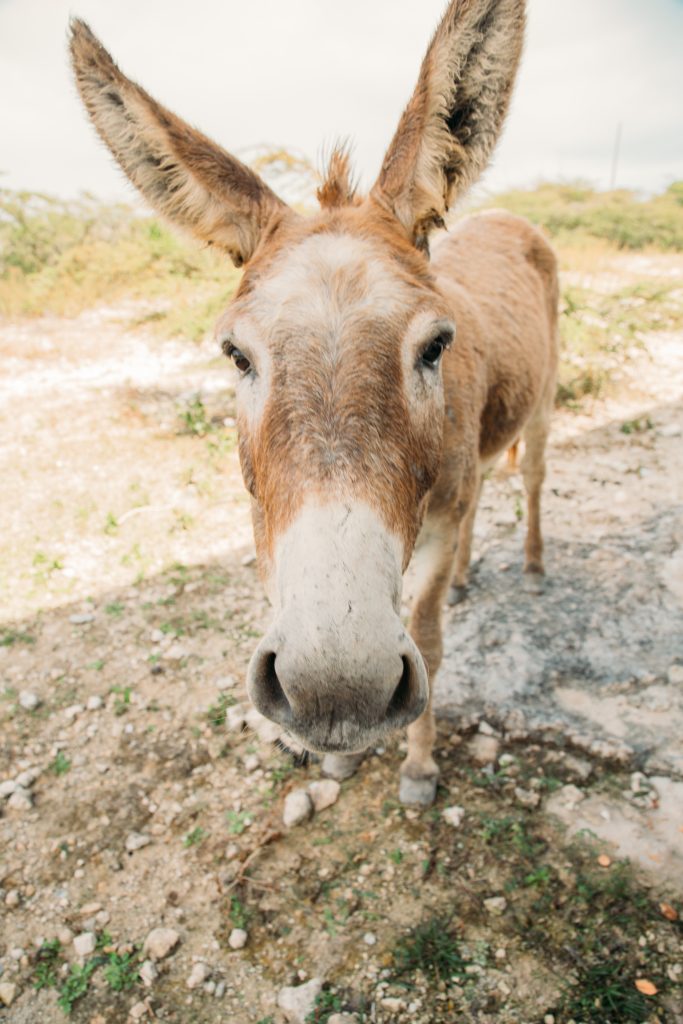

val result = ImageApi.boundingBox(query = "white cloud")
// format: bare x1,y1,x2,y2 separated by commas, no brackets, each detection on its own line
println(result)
0,0,681,200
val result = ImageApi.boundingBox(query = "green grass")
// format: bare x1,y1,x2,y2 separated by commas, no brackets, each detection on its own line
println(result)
207,691,237,728
390,916,471,983
50,751,71,776
183,825,207,848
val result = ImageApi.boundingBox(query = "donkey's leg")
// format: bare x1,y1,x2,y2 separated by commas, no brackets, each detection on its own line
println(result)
521,406,551,580
399,519,459,806
321,751,367,781
448,468,483,605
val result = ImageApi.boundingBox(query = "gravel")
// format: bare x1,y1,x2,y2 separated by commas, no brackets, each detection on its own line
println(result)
186,961,211,989
143,928,180,961
73,932,97,957
19,691,41,711
283,789,314,827
442,805,465,827
308,778,341,812
228,928,248,950
277,977,323,1023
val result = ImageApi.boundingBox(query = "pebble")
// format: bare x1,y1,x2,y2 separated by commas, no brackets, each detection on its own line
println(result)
667,664,683,685
442,805,465,827
69,612,95,625
228,928,248,950
214,981,226,998
484,896,508,916
87,695,104,711
186,962,211,989
19,691,41,711
15,768,38,788
328,1016,359,1024
556,784,586,809
73,932,97,957
283,789,314,827
4,890,19,909
659,423,682,438
216,675,237,690
129,1002,148,1021
467,734,500,765
126,832,152,853
308,779,341,812
162,643,188,662
0,779,18,799
514,786,540,808
381,998,403,1012
278,978,323,1023
139,960,158,988
143,928,180,961
243,754,261,772
363,932,377,946
7,788,32,812
64,704,84,722
0,983,17,1007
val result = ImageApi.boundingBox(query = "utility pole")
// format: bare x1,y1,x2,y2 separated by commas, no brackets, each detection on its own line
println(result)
609,121,622,191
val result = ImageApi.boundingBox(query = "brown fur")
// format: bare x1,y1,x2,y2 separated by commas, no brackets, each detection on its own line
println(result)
69,0,554,801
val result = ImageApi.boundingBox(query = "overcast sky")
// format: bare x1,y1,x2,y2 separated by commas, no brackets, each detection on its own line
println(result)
1,0,682,204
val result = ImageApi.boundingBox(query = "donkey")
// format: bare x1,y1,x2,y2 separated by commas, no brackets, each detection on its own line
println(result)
70,0,558,806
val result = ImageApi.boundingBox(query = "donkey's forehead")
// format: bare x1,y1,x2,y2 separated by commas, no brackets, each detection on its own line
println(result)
234,230,429,334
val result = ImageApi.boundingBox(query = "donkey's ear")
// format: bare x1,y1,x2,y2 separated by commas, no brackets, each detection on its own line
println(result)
69,19,289,267
371,0,525,251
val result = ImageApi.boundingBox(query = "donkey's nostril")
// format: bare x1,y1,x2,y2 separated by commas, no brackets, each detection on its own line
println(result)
251,651,293,726
387,657,414,718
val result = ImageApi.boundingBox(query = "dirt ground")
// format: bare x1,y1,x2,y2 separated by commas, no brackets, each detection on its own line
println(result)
1,251,682,1024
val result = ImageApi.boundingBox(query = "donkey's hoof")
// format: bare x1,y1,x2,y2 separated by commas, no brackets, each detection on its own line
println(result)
522,569,546,595
322,751,365,781
399,774,438,807
447,584,468,606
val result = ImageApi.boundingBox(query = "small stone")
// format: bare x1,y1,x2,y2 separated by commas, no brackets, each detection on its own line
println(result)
544,1016,555,1024
0,983,17,1007
556,784,586,809
468,734,500,766
126,832,151,853
363,932,377,946
162,642,188,662
328,1016,359,1024
442,805,465,827
7,788,32,812
308,779,341,812
484,896,507,916
216,675,237,690
69,613,95,625
514,786,540,808
228,928,248,950
186,962,211,989
129,1002,149,1021
214,981,226,998
478,720,497,736
283,789,313,827
87,695,104,711
143,927,180,961
5,890,19,908
241,552,257,566
57,926,73,945
64,704,84,721
139,960,158,988
19,691,41,711
225,843,240,860
78,902,102,916
660,423,682,438
278,978,323,1023
243,753,261,772
15,768,39,788
150,629,164,643
380,998,403,1012
667,664,683,685
73,932,97,957
0,779,18,799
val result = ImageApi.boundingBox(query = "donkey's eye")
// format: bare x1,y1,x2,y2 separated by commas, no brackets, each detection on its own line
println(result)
420,334,448,368
226,345,252,375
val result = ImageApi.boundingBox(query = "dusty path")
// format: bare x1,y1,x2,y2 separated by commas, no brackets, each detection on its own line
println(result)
1,254,682,1023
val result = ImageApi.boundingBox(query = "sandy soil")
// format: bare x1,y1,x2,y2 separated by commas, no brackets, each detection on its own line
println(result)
1,253,682,1024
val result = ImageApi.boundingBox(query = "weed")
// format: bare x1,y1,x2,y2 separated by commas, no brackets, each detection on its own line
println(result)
88,659,104,671
183,826,207,848
0,628,35,647
50,751,71,776
388,849,404,865
105,601,125,617
229,896,251,930
621,416,654,435
391,917,469,983
555,957,656,1023
226,809,252,835
103,949,141,992
57,960,98,1013
305,989,344,1023
32,939,62,991
207,692,236,728
111,685,132,716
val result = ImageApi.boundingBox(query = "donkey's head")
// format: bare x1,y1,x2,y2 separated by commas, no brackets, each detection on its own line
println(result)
70,0,525,753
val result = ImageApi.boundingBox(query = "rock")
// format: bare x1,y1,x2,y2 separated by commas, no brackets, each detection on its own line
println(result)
478,720,498,736
129,1002,149,1021
214,981,226,998
162,642,188,662
484,896,508,916
143,928,180,961
554,784,586,809
243,753,260,772
125,832,151,853
216,675,237,690
186,962,211,989
57,926,73,945
363,932,377,946
7,788,32,812
468,734,500,766
380,998,403,1012
328,1016,359,1024
19,691,41,711
283,789,313,828
139,961,158,988
308,779,341,812
0,779,18,799
64,704,84,722
73,932,97,957
442,805,465,827
667,664,683,685
69,612,95,625
562,754,593,782
0,983,17,1007
15,769,39,789
5,890,19,909
150,629,164,644
277,978,324,1023
87,695,104,711
228,928,248,950
514,786,540,808
659,423,682,438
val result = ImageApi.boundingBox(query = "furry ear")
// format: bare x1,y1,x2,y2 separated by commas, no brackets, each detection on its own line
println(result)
69,18,290,266
371,0,525,251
